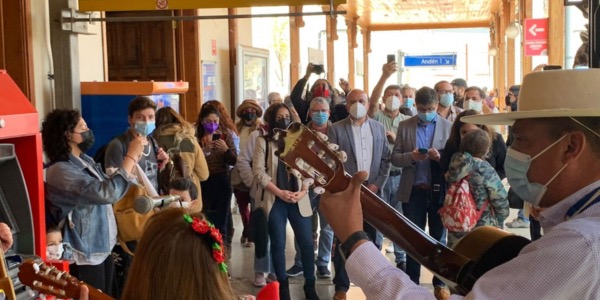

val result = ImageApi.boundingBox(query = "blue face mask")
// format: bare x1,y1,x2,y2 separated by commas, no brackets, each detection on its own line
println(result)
504,135,568,206
403,98,415,108
439,93,454,107
417,111,436,123
134,121,156,137
311,111,329,126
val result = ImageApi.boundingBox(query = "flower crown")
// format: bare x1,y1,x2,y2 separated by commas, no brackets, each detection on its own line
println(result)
183,214,227,273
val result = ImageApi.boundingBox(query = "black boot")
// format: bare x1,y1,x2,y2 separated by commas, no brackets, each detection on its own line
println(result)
304,279,320,300
279,278,291,300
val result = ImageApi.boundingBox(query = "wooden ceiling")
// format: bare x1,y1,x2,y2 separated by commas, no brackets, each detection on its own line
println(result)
341,0,502,31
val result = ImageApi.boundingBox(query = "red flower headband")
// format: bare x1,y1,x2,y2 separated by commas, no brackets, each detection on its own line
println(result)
183,214,227,273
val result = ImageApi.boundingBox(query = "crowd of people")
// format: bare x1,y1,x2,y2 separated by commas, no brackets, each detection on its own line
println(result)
28,58,599,300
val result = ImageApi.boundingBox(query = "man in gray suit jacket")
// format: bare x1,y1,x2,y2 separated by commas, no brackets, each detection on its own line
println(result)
392,86,452,299
328,89,391,300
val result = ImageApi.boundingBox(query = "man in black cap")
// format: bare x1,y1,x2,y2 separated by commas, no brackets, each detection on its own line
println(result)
451,78,468,108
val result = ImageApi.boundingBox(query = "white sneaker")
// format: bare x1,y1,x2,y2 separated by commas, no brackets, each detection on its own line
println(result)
253,272,266,287
385,245,394,253
506,219,530,228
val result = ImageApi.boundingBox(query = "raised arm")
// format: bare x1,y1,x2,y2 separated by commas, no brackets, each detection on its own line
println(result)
368,62,398,118
290,64,315,123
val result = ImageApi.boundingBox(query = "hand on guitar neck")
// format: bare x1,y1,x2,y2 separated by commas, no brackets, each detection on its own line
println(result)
319,171,368,244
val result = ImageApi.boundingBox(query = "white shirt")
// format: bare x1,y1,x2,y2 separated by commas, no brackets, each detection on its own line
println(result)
346,180,600,299
351,120,373,173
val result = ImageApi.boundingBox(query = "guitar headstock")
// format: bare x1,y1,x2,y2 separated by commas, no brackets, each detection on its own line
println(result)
274,122,349,193
18,260,81,298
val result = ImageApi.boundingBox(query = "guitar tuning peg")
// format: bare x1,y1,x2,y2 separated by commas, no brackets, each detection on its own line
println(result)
303,178,314,186
337,151,347,162
316,174,327,185
317,150,326,159
314,186,325,194
291,169,302,179
327,143,339,151
316,132,329,142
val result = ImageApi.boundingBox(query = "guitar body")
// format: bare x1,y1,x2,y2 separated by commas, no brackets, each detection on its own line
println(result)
444,226,531,294
275,123,531,295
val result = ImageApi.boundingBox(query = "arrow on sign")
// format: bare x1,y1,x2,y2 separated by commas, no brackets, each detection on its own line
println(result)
528,24,545,36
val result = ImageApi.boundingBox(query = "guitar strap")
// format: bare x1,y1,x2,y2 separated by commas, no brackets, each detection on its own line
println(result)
565,186,600,220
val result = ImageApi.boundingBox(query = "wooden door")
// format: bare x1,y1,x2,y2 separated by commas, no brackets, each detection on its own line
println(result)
0,0,34,101
106,11,176,81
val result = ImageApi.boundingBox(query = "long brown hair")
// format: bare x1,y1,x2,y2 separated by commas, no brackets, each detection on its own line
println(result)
122,209,236,300
154,107,196,144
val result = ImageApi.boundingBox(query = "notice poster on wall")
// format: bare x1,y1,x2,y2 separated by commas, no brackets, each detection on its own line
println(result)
202,61,217,101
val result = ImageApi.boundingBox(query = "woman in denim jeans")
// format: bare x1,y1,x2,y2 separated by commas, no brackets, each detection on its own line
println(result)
42,109,143,296
252,103,319,300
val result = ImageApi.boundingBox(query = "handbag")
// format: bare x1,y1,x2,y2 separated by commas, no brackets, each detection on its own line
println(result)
113,164,158,255
252,136,270,259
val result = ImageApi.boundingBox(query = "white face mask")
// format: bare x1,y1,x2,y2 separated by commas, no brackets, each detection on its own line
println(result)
385,96,401,111
464,100,483,112
349,102,367,119
47,243,64,261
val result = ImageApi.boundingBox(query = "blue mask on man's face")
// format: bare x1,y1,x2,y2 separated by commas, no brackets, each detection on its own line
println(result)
134,121,156,136
439,93,454,107
417,111,436,123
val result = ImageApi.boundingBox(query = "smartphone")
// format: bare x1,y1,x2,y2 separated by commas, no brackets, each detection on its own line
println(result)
212,133,221,140
418,148,428,154
387,54,396,63
543,65,562,71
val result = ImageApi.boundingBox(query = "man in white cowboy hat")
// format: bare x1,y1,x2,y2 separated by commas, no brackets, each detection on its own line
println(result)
317,69,600,299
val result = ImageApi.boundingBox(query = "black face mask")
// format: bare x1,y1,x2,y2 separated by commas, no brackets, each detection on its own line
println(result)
242,112,257,122
77,130,95,153
275,117,291,129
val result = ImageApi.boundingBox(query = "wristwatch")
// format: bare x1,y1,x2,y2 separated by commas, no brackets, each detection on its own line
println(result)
339,231,370,261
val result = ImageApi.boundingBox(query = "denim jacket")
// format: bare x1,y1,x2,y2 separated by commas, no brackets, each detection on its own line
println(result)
45,153,131,259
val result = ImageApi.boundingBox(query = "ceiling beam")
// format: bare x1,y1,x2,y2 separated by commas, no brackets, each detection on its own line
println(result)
369,20,490,31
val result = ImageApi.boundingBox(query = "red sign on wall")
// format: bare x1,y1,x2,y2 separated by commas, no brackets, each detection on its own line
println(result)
211,39,217,56
524,18,548,56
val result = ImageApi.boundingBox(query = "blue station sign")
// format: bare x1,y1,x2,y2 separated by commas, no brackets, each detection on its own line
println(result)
404,54,457,67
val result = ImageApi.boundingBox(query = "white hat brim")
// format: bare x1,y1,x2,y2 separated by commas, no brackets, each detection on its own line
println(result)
461,109,600,126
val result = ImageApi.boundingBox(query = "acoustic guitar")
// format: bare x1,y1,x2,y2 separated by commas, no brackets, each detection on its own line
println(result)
0,247,16,300
274,123,530,295
18,260,113,300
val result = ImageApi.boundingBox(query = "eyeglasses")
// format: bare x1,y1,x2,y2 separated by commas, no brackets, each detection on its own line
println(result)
416,107,437,113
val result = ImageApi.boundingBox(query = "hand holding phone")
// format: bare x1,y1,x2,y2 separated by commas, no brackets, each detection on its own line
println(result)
212,133,221,141
387,54,396,63
418,148,428,154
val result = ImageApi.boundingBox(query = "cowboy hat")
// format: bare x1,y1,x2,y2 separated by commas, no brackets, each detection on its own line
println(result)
236,99,263,118
462,69,600,125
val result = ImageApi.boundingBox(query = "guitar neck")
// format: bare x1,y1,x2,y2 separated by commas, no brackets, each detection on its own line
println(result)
350,173,471,283
0,249,16,300
84,282,114,300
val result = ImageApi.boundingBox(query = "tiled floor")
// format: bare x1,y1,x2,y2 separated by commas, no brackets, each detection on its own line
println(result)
228,208,532,299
